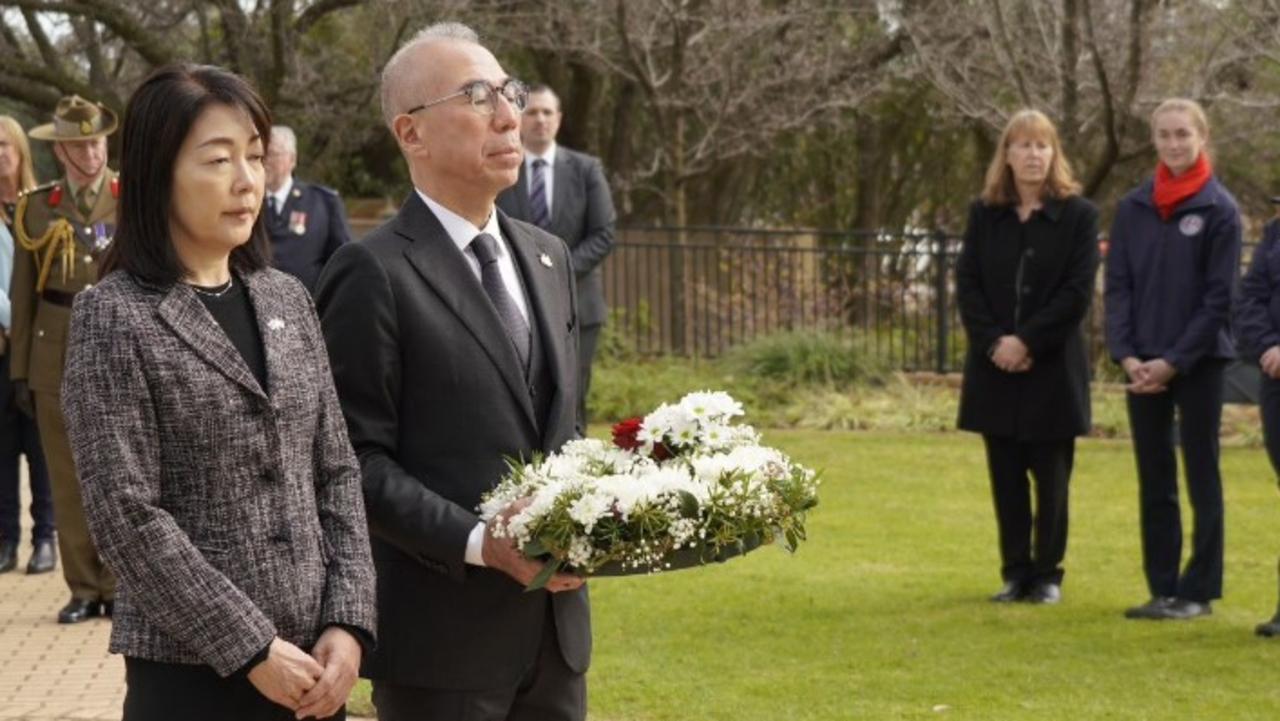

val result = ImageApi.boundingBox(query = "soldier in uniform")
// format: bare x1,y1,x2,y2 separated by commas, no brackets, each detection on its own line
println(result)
10,95,118,623
262,125,352,294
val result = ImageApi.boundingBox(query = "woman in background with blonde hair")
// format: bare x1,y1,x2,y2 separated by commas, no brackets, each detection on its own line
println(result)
1106,98,1240,621
0,114,55,576
956,109,1100,605
0,115,38,224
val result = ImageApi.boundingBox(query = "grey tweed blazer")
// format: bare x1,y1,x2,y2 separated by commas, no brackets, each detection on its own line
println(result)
60,267,376,677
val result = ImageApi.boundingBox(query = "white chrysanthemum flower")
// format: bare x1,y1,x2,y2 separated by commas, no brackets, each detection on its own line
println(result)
641,404,698,447
679,390,744,421
568,491,613,533
690,454,736,483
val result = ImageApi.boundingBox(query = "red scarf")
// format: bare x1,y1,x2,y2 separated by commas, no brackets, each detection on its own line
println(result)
1152,153,1212,221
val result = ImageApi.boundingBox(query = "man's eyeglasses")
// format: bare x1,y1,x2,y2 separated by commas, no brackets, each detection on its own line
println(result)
406,79,528,117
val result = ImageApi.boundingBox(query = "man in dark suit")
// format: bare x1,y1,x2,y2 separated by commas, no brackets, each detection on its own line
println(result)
497,84,615,431
263,125,352,294
315,22,591,721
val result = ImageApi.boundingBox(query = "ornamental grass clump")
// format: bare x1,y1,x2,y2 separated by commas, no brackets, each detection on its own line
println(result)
479,391,821,590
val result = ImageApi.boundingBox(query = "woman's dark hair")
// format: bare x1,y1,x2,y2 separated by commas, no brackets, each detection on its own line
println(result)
101,63,272,284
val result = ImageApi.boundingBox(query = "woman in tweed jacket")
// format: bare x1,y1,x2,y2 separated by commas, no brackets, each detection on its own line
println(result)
60,65,375,721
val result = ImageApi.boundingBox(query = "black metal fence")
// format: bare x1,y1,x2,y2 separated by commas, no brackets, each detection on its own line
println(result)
601,226,1120,373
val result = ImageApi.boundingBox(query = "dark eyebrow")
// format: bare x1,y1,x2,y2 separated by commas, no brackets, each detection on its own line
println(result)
195,132,262,150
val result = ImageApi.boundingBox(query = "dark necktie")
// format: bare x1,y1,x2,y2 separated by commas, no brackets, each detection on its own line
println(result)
268,195,278,217
528,158,550,228
470,233,531,371
75,186,94,218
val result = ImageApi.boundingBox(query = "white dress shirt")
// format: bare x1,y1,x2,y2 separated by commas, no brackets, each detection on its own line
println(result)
524,142,557,217
415,188,534,565
416,189,530,325
268,176,294,215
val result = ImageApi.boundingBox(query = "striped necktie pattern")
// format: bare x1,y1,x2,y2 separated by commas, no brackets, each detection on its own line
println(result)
528,158,550,228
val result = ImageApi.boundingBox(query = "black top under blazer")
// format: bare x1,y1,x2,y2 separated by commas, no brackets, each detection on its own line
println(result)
956,195,1100,440
60,268,376,678
314,194,590,690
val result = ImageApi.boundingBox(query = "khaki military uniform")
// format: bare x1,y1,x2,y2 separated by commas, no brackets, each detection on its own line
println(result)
10,170,118,603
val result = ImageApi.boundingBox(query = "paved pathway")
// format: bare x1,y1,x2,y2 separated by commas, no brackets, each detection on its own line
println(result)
0,463,121,720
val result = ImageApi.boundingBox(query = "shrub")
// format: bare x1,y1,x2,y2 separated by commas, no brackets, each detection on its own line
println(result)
721,330,889,388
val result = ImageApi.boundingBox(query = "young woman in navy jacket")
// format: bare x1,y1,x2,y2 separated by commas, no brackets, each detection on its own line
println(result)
1105,98,1241,621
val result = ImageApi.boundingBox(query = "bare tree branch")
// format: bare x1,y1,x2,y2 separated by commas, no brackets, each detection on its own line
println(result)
1081,0,1119,194
985,0,1032,107
294,0,360,35
0,71,63,108
20,7,61,69
1,0,175,65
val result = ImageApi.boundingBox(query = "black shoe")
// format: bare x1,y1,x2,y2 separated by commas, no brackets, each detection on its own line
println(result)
100,600,113,618
989,581,1025,603
0,540,15,573
1026,582,1062,605
1256,611,1280,637
57,597,102,624
1162,599,1212,620
1124,597,1176,619
25,539,56,574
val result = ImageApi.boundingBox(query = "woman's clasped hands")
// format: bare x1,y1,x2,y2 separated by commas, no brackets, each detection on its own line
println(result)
991,335,1034,373
247,627,362,720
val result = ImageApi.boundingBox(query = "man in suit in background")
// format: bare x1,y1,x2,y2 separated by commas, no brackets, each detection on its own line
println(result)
316,21,591,721
498,84,615,431
263,125,352,294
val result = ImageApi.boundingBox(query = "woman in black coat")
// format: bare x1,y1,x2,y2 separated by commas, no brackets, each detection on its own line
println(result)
956,109,1100,604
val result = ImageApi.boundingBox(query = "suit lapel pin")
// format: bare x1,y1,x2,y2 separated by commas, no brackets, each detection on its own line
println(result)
539,252,553,268
267,318,285,331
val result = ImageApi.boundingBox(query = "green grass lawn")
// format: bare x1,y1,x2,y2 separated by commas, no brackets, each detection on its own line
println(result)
351,430,1280,719
583,431,1280,721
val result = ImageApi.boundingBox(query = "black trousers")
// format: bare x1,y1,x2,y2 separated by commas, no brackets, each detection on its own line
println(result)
372,605,585,721
982,435,1073,585
577,323,601,431
1126,358,1226,602
122,657,345,721
1260,375,1280,479
0,353,53,544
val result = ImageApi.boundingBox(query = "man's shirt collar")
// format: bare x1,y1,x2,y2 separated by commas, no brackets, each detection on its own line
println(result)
415,188,504,258
270,176,295,210
524,142,557,170
64,172,106,202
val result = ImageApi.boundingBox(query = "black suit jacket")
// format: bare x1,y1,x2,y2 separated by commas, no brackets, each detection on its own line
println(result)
315,193,590,689
497,146,616,326
265,179,353,294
